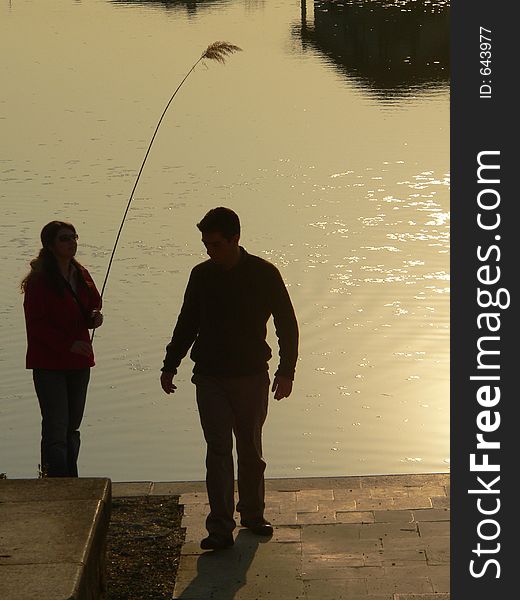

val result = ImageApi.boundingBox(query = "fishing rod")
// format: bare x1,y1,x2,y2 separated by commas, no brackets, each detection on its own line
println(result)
90,41,242,342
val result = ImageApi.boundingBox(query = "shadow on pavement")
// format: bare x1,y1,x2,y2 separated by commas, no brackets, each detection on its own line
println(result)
176,529,269,599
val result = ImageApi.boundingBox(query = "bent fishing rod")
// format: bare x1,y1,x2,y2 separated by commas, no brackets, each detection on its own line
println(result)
90,41,242,342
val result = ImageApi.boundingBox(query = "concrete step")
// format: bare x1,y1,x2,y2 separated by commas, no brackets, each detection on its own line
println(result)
0,478,111,600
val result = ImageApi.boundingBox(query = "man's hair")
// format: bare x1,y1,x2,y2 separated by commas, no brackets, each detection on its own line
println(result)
197,207,240,241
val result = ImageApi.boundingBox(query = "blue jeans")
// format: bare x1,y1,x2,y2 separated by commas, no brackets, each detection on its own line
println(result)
33,368,90,477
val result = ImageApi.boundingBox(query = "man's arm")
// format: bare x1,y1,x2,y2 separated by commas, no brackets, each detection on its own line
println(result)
270,266,299,399
160,269,200,393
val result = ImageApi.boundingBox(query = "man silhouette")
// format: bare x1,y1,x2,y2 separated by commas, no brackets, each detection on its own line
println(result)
160,207,299,550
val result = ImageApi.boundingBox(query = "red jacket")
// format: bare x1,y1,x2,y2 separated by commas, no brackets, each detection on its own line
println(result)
24,266,101,369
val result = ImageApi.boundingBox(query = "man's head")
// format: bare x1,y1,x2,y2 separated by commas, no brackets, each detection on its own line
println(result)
197,207,241,267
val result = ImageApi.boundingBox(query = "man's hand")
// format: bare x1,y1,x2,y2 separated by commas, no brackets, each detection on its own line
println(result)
160,371,177,394
272,375,293,400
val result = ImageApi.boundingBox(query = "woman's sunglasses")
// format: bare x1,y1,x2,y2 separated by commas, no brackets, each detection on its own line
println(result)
57,233,79,242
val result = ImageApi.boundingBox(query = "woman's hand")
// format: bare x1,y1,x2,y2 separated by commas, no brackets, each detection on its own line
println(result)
70,340,93,357
90,310,104,329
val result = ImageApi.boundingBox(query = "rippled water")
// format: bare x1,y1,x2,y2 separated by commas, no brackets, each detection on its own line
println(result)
0,0,449,481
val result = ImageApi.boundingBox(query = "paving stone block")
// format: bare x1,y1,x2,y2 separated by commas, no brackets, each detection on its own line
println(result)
316,500,342,510
390,497,433,510
303,536,382,555
381,537,428,551
269,511,298,525
297,510,337,524
367,576,434,595
303,552,365,570
336,511,374,524
180,542,208,556
270,526,301,543
431,496,450,509
264,490,297,501
369,488,409,499
181,515,207,529
303,578,368,599
302,523,361,542
361,474,449,489
384,565,435,579
424,542,449,565
374,510,414,523
357,597,394,600
394,595,450,600
176,543,305,598
176,554,205,574
414,486,448,497
356,498,397,510
280,476,363,490
273,500,298,514
230,577,305,599
412,509,450,522
332,499,358,511
296,499,338,512
177,548,244,574
174,569,255,600
296,489,334,502
417,522,450,538
247,539,301,556
182,503,209,517
333,488,373,501
246,557,302,579
364,547,427,566
363,551,384,567
150,481,206,495
419,536,448,551
359,523,418,540
109,481,152,497
266,479,305,492
182,525,207,544
302,565,384,581
382,545,427,567
427,565,450,593
264,500,282,513
179,492,210,505
296,501,319,512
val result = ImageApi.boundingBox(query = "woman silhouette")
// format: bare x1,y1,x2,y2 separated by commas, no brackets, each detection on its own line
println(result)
21,221,103,477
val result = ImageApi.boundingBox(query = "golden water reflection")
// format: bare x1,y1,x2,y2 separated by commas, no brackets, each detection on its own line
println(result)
0,0,449,481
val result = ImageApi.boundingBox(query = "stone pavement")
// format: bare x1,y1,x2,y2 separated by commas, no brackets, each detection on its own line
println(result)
114,473,450,600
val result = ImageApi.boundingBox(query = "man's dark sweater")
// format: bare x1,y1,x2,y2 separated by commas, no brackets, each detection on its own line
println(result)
162,248,299,379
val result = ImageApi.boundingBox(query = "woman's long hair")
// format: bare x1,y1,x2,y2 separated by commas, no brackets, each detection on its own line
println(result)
20,221,86,294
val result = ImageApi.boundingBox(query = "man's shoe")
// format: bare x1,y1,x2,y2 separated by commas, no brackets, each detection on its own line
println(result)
240,519,274,536
200,533,234,550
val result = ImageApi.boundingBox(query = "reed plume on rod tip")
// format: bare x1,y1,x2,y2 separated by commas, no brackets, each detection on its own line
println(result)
91,41,242,342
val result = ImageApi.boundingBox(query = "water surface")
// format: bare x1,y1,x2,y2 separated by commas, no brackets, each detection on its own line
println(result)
0,0,449,481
